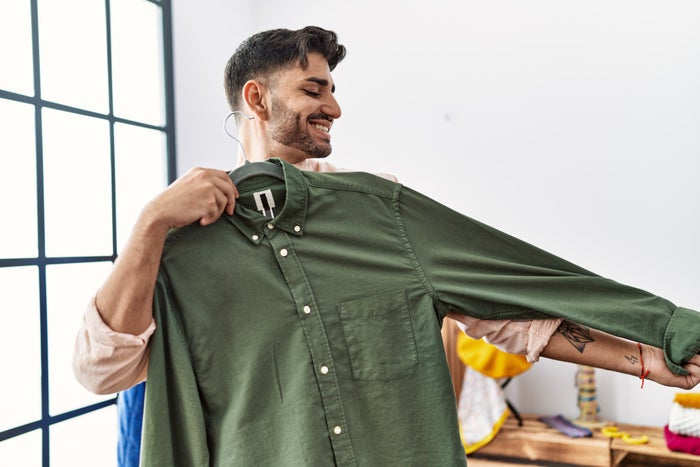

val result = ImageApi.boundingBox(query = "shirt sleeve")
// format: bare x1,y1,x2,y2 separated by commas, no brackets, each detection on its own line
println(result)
449,314,561,363
396,185,700,374
72,295,154,394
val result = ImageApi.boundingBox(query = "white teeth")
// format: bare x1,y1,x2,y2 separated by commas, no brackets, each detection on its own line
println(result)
311,123,329,133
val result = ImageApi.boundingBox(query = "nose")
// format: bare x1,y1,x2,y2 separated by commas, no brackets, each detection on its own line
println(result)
322,93,342,119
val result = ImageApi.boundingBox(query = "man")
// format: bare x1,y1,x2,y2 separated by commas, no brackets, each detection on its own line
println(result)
74,26,700,466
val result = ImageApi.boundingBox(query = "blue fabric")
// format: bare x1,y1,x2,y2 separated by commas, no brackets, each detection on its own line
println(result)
117,382,146,467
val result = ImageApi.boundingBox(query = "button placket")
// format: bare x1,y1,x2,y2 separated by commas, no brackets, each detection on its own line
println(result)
267,231,356,464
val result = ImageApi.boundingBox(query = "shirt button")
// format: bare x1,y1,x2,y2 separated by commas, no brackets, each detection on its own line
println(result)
294,225,301,232
333,426,342,435
267,223,274,230
303,305,311,314
320,365,329,375
279,248,288,257
251,234,259,241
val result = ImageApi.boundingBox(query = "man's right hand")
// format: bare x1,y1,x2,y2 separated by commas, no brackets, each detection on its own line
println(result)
144,167,239,229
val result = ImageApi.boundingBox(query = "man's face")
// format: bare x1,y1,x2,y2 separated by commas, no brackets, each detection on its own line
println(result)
266,53,341,160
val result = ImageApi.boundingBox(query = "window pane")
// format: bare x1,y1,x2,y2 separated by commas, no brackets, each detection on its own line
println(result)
0,429,41,467
115,123,167,251
47,262,113,416
0,98,37,258
0,266,40,432
42,109,113,257
111,0,165,125
50,406,118,467
0,0,34,95
37,0,108,112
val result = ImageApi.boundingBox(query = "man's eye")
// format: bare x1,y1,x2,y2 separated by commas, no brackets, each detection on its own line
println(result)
304,90,321,97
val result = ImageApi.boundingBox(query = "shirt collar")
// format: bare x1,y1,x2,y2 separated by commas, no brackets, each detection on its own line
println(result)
223,158,308,244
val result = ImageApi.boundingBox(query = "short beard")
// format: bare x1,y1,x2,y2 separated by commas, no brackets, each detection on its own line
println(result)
269,98,331,159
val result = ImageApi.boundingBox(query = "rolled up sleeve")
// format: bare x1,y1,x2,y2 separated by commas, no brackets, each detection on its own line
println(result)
450,314,561,363
72,296,154,394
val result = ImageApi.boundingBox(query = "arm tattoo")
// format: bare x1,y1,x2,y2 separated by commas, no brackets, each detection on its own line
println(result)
556,321,594,353
625,355,639,366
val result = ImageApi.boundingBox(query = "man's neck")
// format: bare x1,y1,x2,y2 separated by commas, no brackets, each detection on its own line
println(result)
236,151,319,168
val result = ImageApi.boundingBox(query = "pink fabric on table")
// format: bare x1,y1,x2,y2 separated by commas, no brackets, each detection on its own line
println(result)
664,424,700,456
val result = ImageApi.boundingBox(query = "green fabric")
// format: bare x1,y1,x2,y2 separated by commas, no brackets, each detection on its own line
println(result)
142,159,700,466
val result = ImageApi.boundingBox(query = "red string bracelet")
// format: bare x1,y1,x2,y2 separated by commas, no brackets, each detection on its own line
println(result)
637,342,650,389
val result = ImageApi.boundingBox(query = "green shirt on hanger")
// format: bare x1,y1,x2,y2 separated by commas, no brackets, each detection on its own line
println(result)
142,159,700,466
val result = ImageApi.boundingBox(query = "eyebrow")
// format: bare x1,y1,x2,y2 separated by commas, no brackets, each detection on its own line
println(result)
305,77,335,93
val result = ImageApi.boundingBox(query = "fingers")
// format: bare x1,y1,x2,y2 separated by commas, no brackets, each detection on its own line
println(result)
209,170,238,217
155,167,239,228
199,183,236,226
688,353,700,366
682,361,700,378
193,169,238,226
680,358,700,389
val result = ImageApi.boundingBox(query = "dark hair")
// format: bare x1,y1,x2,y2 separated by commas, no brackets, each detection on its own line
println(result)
224,26,346,111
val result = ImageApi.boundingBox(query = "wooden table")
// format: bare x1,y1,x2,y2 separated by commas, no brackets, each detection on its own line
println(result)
609,423,700,467
469,414,700,467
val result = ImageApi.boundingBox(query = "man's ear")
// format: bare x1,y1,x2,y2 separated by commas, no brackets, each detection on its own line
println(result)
242,80,270,121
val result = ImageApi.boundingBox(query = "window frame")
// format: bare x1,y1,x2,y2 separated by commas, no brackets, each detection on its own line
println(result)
0,0,176,464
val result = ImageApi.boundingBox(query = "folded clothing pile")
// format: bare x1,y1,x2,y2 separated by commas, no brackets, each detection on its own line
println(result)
665,393,700,456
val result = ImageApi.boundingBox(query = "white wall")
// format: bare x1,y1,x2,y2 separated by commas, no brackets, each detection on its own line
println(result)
171,1,255,170
171,0,700,427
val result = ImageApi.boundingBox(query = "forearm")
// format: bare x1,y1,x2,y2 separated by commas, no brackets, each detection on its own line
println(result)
540,321,644,377
541,320,700,389
95,206,169,335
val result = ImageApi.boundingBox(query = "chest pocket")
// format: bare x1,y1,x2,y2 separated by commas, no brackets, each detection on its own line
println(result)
337,289,419,381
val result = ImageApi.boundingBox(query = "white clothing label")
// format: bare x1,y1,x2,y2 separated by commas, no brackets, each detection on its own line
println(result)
253,189,276,218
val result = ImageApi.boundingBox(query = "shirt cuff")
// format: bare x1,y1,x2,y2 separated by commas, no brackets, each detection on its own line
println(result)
664,306,700,375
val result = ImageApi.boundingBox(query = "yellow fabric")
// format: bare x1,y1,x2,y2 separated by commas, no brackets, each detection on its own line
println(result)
674,393,700,409
456,333,531,379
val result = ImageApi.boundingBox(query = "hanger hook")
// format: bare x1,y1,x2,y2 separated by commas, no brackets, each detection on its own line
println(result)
223,111,255,163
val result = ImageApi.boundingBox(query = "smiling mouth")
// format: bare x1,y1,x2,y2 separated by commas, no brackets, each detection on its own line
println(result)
310,122,330,133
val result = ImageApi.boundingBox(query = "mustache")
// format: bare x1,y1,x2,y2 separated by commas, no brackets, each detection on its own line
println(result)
308,113,333,122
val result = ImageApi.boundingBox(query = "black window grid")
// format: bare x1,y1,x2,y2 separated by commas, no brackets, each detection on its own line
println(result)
0,0,176,464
